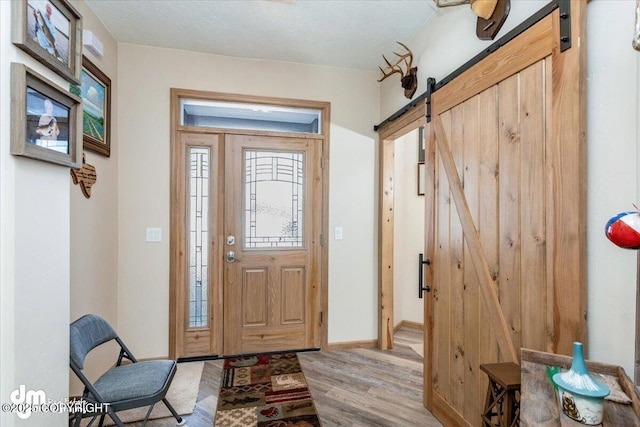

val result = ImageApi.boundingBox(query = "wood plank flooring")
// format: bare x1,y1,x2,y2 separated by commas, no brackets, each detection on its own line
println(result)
122,327,441,426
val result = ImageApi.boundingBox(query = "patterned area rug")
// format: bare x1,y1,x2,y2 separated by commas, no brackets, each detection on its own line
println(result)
214,352,322,427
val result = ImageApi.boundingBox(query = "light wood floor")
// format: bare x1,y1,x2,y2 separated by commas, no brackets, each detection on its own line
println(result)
124,327,442,426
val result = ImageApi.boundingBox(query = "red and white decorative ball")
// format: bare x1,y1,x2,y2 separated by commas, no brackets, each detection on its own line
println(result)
605,211,640,249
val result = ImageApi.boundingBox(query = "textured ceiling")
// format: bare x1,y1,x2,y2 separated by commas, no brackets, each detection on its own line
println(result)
84,0,436,71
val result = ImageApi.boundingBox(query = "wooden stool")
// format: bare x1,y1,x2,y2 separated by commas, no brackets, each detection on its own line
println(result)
480,362,521,427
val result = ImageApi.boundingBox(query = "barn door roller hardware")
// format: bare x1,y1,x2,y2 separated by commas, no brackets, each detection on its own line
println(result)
425,77,436,123
418,253,431,298
558,0,571,52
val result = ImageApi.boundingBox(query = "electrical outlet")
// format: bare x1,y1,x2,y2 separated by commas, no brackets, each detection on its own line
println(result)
146,227,162,242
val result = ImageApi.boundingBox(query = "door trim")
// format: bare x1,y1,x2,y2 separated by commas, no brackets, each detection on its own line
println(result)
169,89,330,359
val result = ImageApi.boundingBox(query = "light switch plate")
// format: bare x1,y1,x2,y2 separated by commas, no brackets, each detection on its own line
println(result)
334,227,343,240
146,227,162,242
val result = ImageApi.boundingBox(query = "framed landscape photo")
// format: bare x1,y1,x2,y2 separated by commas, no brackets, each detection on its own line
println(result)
11,62,82,168
12,0,83,84
76,56,111,157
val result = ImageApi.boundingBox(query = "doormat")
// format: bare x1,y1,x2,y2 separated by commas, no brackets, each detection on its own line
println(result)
214,352,322,426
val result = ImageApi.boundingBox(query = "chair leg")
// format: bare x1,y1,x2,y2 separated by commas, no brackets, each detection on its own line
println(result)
71,412,85,427
106,408,126,427
141,403,155,426
162,398,185,425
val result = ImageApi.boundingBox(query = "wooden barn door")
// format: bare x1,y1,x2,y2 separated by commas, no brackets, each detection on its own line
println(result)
423,4,586,426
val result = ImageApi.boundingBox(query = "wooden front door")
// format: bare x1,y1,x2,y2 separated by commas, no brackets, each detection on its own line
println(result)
424,5,586,426
223,134,323,354
170,91,329,360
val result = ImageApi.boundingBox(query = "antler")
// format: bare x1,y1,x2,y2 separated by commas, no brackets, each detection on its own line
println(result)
378,41,414,82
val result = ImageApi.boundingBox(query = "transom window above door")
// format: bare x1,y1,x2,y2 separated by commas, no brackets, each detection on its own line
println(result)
180,99,322,134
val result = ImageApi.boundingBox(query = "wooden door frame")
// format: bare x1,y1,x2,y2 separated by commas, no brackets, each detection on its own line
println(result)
377,104,427,350
169,89,330,359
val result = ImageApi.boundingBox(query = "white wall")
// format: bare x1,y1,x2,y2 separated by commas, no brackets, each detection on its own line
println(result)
116,44,380,356
0,1,72,424
394,129,425,325
0,2,119,419
0,7,11,424
328,124,378,341
585,0,638,376
380,0,639,375
68,0,119,396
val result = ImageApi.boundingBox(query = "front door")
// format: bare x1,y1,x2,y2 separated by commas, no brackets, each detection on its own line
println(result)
223,134,323,354
170,91,329,360
171,131,325,359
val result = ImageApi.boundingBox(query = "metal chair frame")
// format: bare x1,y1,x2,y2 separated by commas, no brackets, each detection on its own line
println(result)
69,314,185,427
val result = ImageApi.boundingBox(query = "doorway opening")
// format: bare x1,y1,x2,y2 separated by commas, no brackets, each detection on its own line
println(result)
377,104,427,350
393,128,426,338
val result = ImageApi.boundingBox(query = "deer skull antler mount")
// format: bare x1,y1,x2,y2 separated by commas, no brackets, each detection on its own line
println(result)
378,41,418,99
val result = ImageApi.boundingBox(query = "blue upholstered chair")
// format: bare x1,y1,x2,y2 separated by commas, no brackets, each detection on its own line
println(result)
69,314,185,426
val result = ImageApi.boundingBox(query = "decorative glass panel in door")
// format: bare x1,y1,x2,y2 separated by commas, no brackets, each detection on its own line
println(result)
244,150,304,249
189,146,209,328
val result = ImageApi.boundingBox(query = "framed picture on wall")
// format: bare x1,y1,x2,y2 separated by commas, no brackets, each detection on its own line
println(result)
418,162,426,196
73,56,111,157
11,0,83,84
11,62,82,168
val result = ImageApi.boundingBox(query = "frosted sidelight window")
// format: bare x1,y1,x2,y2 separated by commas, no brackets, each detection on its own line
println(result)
188,147,209,327
245,150,304,248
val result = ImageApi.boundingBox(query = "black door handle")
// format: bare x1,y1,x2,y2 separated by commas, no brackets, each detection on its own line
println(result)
419,253,431,299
